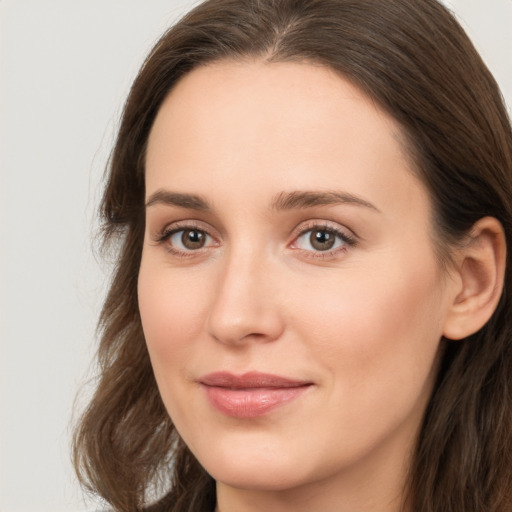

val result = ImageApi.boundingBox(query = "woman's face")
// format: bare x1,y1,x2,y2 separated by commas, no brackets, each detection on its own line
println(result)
139,60,457,504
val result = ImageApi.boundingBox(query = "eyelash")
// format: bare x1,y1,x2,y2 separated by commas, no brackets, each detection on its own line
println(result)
152,221,357,260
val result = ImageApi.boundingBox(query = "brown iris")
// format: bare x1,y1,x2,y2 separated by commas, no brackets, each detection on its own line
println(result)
310,230,336,251
181,229,206,250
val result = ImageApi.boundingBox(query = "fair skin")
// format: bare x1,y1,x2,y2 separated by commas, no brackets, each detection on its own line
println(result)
138,60,505,512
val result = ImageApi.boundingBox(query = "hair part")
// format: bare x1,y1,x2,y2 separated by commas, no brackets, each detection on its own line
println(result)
73,1,512,511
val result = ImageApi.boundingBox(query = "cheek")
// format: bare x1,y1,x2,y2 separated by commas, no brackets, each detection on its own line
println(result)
137,261,216,433
290,255,446,406
137,261,210,378
281,262,446,473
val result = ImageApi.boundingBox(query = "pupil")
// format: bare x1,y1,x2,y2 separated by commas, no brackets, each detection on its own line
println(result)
182,229,204,249
311,230,335,251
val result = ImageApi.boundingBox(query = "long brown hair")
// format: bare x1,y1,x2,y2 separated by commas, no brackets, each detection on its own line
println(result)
73,1,512,511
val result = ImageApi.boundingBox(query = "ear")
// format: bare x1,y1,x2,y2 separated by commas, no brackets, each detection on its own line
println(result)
443,217,506,340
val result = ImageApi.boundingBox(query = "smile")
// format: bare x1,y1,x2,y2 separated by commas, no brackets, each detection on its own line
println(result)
199,371,313,418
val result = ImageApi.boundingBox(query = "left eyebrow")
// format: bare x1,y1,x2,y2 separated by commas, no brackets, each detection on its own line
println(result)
271,190,380,212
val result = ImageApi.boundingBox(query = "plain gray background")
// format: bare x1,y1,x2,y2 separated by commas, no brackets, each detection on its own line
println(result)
0,1,511,511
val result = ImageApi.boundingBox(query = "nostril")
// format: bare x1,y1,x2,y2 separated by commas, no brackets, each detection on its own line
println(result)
206,301,284,346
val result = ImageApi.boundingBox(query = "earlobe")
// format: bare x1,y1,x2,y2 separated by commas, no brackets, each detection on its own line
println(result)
442,217,506,341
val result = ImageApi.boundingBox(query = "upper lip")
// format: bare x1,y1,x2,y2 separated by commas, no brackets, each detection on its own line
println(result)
199,371,312,389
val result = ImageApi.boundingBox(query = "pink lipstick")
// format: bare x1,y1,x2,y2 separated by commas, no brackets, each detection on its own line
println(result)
199,371,312,418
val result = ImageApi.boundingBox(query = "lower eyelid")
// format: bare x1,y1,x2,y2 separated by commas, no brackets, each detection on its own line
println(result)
298,247,350,261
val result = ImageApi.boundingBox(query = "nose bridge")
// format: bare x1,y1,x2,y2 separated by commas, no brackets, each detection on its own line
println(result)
206,243,283,345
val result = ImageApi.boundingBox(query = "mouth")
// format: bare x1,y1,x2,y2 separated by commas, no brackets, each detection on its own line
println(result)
199,371,314,418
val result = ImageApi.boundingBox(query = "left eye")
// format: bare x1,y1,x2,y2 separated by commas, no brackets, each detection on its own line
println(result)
168,229,213,251
294,228,348,252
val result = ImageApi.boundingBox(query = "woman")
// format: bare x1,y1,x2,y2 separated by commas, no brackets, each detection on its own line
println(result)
73,0,512,511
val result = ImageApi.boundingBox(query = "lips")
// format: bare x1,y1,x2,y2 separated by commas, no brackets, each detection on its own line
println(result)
199,371,313,418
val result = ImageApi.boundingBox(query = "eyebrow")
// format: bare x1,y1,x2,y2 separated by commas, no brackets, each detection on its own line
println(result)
145,190,210,210
145,189,379,212
271,190,379,212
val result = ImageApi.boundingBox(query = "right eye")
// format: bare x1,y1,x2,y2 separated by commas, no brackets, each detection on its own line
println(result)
166,228,214,251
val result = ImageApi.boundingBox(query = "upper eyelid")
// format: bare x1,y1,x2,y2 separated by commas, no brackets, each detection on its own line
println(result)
155,219,219,238
291,219,357,239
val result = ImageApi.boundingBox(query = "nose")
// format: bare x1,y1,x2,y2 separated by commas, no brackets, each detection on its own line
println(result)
206,250,285,346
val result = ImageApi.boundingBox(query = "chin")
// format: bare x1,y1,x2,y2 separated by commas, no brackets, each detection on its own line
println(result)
210,464,308,492
195,441,310,492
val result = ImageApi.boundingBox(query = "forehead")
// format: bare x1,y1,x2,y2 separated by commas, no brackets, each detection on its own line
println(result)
147,59,407,167
145,59,427,221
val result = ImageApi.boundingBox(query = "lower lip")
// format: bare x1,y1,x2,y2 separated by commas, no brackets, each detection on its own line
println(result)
203,385,311,418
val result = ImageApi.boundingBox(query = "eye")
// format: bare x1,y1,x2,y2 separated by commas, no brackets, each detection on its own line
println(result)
168,228,213,251
292,225,355,253
151,221,219,258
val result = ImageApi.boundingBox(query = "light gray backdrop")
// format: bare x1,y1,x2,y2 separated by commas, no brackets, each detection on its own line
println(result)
0,1,511,511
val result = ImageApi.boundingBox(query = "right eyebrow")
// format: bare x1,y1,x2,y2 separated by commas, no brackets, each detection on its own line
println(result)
145,190,210,210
